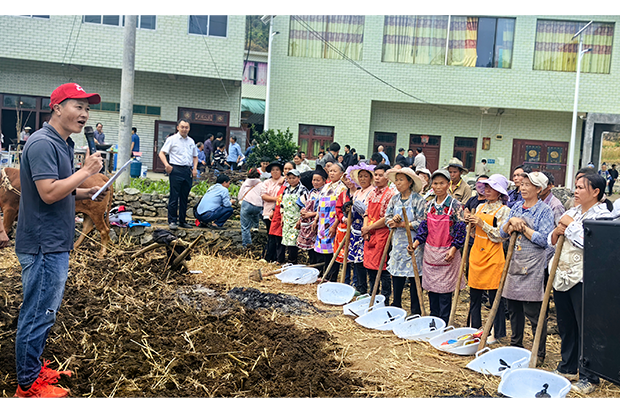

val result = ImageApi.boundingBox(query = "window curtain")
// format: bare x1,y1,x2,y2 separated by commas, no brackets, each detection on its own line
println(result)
495,18,515,68
447,17,478,67
382,15,449,64
534,20,614,74
289,15,364,60
256,63,268,86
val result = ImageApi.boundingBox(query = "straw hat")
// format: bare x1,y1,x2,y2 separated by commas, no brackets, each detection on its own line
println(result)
445,157,468,174
349,163,376,187
387,167,424,193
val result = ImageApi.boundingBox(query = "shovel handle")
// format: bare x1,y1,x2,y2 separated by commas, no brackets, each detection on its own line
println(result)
338,209,353,284
448,223,473,327
401,207,427,317
478,231,518,351
369,229,394,309
529,235,565,368
318,232,348,285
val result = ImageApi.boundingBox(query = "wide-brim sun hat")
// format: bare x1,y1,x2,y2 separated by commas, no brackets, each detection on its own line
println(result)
522,171,549,189
265,161,283,173
350,163,376,187
387,167,424,193
416,168,431,179
477,174,510,197
445,157,468,174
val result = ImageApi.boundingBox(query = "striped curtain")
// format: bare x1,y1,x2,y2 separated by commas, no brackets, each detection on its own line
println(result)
382,15,449,64
289,15,365,60
447,16,478,67
534,20,614,74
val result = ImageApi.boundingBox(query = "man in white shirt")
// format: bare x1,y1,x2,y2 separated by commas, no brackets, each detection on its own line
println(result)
377,145,390,165
159,119,198,230
413,147,426,170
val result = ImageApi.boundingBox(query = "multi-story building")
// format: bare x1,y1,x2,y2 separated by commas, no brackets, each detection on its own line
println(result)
241,49,268,134
0,15,246,172
267,15,620,185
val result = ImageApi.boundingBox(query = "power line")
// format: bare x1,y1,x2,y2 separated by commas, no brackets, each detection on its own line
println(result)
291,15,476,118
61,15,78,65
192,16,229,98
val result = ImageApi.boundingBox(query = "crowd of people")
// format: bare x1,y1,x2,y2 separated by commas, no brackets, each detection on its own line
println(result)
224,141,619,396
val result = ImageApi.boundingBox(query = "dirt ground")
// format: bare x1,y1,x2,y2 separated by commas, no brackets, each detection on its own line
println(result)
1,236,619,398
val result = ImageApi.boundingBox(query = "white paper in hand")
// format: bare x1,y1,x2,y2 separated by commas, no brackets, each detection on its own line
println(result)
91,159,135,200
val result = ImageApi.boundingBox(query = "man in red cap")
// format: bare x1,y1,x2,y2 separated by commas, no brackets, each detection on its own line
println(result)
13,83,108,398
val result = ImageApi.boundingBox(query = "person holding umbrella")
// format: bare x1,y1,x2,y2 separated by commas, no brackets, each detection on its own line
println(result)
550,174,612,394
464,174,511,343
409,169,467,324
499,171,555,365
384,168,427,315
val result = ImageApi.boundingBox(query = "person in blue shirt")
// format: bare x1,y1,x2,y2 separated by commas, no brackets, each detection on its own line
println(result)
377,145,390,165
227,136,243,170
245,139,257,158
196,141,207,175
130,127,140,157
195,174,235,228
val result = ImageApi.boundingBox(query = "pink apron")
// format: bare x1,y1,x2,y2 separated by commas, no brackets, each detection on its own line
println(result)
422,202,465,294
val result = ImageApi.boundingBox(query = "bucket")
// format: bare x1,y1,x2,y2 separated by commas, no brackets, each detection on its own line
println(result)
130,160,142,178
497,368,571,398
141,165,148,178
392,315,446,341
342,294,385,317
466,347,531,376
355,306,407,331
276,266,319,285
429,327,481,356
316,282,356,305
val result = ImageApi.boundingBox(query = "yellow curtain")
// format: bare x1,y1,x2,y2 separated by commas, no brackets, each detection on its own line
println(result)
497,19,515,68
289,15,364,60
447,17,478,67
382,15,448,64
533,20,613,74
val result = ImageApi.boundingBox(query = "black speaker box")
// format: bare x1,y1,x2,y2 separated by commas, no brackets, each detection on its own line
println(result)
582,219,620,385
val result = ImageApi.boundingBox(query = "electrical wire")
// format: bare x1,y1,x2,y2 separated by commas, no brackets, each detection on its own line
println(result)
191,15,229,97
61,15,78,66
67,17,83,68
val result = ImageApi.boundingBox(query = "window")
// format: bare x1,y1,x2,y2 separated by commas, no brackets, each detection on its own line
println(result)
298,124,334,159
188,16,228,37
243,61,267,85
534,20,614,74
90,102,160,115
289,15,365,60
453,137,477,172
382,15,515,68
3,95,36,109
82,15,157,30
20,15,50,19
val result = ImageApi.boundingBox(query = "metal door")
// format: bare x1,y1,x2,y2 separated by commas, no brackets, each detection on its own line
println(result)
153,120,177,173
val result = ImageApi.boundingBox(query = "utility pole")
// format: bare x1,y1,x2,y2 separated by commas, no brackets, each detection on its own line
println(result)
116,15,137,189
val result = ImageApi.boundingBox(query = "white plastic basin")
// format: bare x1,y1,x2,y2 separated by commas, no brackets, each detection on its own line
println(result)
276,266,319,284
498,368,571,398
466,347,531,376
342,294,385,317
355,306,407,331
428,327,481,356
392,315,446,341
317,282,356,305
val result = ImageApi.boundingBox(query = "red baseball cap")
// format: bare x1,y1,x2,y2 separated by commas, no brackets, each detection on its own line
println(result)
49,83,101,110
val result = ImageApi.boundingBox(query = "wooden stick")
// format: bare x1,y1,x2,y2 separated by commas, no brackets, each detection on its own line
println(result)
131,242,164,259
401,206,427,317
171,234,203,269
530,235,565,368
448,223,473,327
317,233,348,285
478,232,518,351
368,229,394,309
338,209,353,284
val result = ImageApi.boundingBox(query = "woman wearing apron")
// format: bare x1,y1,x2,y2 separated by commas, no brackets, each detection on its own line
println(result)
296,169,326,265
334,169,357,285
348,164,375,295
549,174,613,394
410,169,466,324
281,169,308,265
499,171,555,365
384,168,427,315
267,162,294,264
465,174,511,342
313,163,346,282
261,162,285,262
362,164,395,303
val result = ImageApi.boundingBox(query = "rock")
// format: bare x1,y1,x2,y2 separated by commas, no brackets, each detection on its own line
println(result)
113,200,125,206
153,203,167,208
202,231,220,242
123,187,140,195
146,211,157,217
188,231,201,240
552,187,573,206
186,208,194,219
141,193,153,203
124,194,140,203
143,205,156,212
135,208,144,216
141,233,154,245
157,208,168,217
177,230,187,238
129,201,141,210
109,229,118,243
145,225,154,233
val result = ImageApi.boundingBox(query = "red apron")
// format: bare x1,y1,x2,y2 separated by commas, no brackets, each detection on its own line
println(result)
363,191,390,271
422,202,465,294
268,185,286,237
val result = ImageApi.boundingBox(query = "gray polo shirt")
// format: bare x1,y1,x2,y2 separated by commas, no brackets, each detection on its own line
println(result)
15,122,76,254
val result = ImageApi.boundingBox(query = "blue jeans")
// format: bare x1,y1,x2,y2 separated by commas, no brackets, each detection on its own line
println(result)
196,206,234,227
15,250,70,387
240,201,262,247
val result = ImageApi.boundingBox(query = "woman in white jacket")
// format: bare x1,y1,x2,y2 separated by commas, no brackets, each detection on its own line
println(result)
549,173,613,395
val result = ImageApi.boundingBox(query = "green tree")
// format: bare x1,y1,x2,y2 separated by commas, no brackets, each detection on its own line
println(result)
246,128,298,168
245,16,269,52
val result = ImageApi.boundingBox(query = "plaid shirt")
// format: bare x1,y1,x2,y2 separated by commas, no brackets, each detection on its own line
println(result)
500,199,555,249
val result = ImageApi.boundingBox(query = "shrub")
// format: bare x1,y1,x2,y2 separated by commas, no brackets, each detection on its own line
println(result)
245,128,298,168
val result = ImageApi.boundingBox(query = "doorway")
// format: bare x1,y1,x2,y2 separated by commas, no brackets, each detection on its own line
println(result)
453,137,477,172
410,134,441,172
373,132,397,164
511,139,569,187
188,123,227,146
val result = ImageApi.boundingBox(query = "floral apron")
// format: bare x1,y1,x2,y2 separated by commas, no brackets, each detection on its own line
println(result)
281,191,301,247
297,196,318,250
314,187,340,254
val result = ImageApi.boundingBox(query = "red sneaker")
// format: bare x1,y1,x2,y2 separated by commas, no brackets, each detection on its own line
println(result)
39,359,73,384
14,377,70,398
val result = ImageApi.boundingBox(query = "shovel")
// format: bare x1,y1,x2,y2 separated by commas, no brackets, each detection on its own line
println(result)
401,207,427,316
368,228,394,310
477,231,518,351
529,235,565,368
337,209,353,284
448,223,473,327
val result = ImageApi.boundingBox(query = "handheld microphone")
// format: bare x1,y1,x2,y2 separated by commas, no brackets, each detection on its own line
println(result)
84,126,97,155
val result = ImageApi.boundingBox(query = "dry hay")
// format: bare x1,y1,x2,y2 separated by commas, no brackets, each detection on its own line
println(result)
1,239,619,398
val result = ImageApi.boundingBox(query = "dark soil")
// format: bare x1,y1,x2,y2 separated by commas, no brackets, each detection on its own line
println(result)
0,249,364,397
